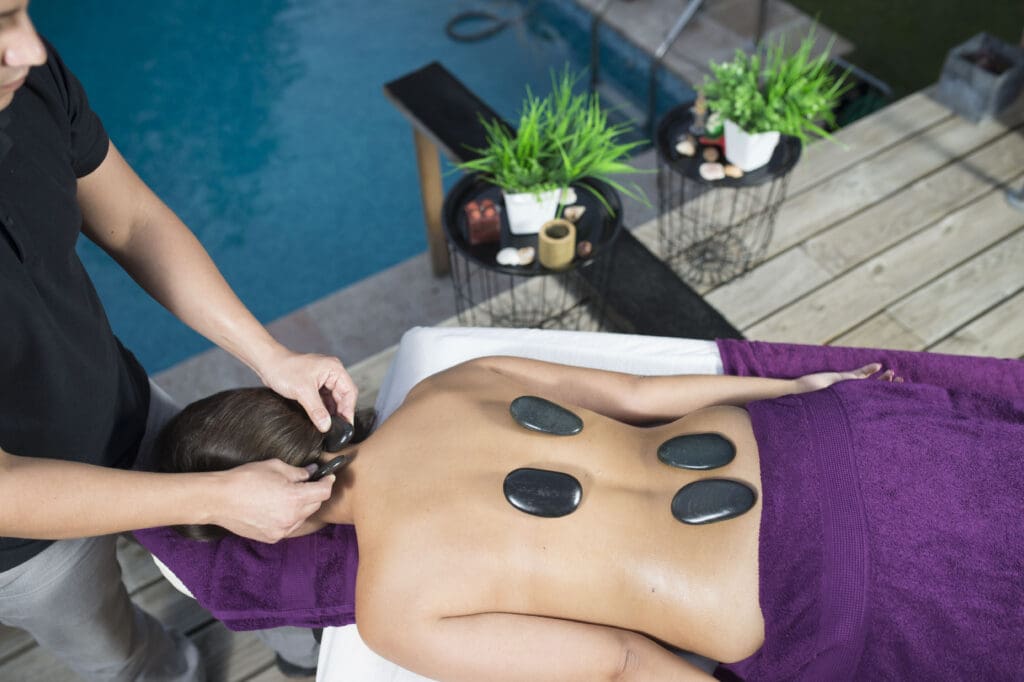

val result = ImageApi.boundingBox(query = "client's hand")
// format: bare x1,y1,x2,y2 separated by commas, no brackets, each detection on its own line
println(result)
257,348,358,430
794,363,900,393
211,459,335,543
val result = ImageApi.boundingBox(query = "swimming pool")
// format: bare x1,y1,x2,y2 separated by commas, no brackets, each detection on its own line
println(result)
33,0,692,372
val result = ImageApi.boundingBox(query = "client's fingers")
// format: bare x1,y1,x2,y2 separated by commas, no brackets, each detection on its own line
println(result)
858,362,883,377
877,369,895,382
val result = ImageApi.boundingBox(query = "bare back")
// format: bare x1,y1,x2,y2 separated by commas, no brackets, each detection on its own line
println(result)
349,362,765,668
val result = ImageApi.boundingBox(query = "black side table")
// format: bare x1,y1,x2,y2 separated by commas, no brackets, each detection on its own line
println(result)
656,103,801,286
442,174,622,330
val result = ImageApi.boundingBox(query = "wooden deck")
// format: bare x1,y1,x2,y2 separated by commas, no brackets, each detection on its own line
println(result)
634,87,1024,359
2,88,1022,681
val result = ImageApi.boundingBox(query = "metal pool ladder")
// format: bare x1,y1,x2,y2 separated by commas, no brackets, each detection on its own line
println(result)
589,0,770,138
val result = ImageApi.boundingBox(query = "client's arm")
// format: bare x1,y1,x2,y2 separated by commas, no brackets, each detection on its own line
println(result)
361,611,714,682
471,356,883,424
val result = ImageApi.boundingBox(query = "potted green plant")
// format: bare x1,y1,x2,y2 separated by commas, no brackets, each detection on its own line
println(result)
703,31,851,171
458,67,648,235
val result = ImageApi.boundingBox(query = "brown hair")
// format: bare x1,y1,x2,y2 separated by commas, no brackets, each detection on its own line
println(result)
154,387,374,541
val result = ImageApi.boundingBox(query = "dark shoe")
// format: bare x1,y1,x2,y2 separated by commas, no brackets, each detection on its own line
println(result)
274,653,317,679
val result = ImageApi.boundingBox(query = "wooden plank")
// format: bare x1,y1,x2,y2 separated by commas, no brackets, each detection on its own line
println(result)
193,622,275,682
704,247,831,329
246,662,314,682
804,129,1024,275
766,110,1024,259
787,88,950,195
412,129,449,276
0,640,77,681
831,312,927,350
132,577,215,636
745,185,1024,343
888,228,1024,344
0,624,34,665
705,130,1024,332
118,535,163,594
929,289,1024,359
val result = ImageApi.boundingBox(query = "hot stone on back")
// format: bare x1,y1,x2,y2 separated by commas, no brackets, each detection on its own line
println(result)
670,479,756,525
503,468,582,518
657,433,735,470
510,396,583,436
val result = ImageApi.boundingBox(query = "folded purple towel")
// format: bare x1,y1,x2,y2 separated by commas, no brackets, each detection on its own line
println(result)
133,523,358,631
716,339,1024,680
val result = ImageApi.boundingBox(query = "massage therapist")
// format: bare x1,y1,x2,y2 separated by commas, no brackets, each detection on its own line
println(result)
0,2,353,679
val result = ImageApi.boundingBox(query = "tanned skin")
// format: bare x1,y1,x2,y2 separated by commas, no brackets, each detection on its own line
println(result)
306,357,887,682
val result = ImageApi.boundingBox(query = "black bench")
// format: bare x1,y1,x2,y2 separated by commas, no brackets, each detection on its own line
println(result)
383,61,741,340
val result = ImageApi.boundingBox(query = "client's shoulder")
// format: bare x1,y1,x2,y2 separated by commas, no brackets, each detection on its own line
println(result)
406,357,506,399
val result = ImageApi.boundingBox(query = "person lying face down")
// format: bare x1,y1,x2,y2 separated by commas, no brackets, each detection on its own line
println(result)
155,357,891,682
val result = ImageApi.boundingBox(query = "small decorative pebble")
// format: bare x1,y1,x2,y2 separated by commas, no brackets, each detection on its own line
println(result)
670,479,757,525
702,146,720,162
562,205,586,223
723,164,744,179
496,247,521,266
517,246,536,266
675,135,696,157
510,395,583,435
561,187,577,204
657,433,735,470
699,162,725,181
576,240,593,259
504,468,582,518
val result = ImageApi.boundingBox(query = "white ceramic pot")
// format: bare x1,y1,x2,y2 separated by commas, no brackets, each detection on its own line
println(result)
502,188,563,235
724,120,780,172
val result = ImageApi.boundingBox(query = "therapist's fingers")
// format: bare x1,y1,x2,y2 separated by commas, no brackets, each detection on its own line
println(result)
323,368,358,423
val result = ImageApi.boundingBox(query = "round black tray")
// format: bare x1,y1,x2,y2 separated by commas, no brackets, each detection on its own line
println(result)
656,102,801,188
443,174,623,276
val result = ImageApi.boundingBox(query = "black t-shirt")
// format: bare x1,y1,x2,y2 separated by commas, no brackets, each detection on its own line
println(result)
0,41,150,571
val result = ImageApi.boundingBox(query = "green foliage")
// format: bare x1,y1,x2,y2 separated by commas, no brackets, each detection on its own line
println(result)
457,67,649,209
703,30,851,143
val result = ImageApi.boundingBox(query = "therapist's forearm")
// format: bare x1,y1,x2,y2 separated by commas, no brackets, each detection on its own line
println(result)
104,204,285,379
0,448,227,539
76,144,287,380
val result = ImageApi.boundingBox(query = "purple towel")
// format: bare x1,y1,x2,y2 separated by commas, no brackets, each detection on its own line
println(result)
133,524,358,631
716,340,1024,680
716,338,1024,400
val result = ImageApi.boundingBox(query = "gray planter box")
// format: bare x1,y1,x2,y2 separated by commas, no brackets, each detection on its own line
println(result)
936,33,1024,122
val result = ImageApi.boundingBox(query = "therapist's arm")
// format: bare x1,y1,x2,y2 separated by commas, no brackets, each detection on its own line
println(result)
471,356,884,423
75,142,357,427
0,445,335,542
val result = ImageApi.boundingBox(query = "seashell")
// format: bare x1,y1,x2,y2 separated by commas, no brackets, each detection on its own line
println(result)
576,240,593,259
560,187,577,205
675,136,696,157
723,164,744,179
517,246,536,265
702,146,720,162
699,162,725,181
496,247,521,266
562,205,586,222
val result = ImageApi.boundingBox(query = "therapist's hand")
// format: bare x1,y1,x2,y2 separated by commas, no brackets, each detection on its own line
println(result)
258,349,358,430
210,459,336,543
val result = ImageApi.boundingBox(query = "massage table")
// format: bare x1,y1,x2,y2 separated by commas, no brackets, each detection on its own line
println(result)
150,327,1024,680
153,325,726,681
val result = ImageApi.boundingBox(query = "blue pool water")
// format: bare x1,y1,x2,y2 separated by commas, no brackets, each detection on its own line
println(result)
32,1,692,372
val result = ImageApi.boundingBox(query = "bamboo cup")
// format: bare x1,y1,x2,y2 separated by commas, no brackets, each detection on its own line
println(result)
537,218,576,271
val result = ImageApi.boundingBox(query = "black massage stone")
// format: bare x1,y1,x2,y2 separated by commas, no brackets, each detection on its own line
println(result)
509,396,583,436
503,468,582,518
670,479,757,525
324,416,354,452
657,433,736,470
